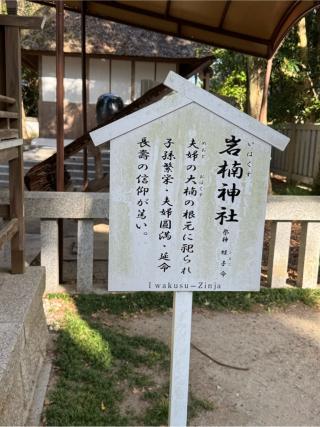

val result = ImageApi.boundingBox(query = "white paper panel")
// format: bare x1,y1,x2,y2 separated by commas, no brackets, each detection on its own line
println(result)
42,56,82,103
111,60,132,104
41,56,56,102
89,58,110,104
156,62,177,83
64,57,82,103
134,61,155,100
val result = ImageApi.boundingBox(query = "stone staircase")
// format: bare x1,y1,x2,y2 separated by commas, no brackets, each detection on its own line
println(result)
0,146,110,190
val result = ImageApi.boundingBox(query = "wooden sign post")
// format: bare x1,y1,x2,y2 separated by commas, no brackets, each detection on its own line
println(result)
169,292,193,425
90,72,289,426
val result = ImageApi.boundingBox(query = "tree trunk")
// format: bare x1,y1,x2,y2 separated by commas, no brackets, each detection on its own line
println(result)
298,17,317,122
246,56,274,194
246,56,265,119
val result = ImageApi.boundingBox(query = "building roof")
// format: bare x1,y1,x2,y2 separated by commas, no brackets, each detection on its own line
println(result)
21,4,211,58
29,0,319,59
90,71,289,151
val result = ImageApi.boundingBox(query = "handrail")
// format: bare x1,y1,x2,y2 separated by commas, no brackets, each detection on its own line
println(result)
0,95,16,104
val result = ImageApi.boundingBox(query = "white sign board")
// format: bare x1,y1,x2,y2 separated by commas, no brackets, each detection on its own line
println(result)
108,102,271,292
90,72,289,294
90,72,290,427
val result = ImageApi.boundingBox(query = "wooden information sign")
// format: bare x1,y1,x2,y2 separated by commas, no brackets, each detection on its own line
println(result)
90,72,289,426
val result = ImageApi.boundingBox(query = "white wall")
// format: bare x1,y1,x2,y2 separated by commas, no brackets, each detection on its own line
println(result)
134,61,155,100
111,60,132,105
41,56,177,105
89,58,110,104
42,55,82,103
156,62,176,84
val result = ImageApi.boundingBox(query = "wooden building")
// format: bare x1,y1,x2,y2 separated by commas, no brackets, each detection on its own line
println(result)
21,5,213,140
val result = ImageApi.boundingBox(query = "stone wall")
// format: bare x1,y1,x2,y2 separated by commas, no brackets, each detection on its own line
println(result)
0,267,48,426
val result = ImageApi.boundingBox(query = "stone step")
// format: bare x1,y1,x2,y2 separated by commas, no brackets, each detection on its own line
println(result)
0,146,110,189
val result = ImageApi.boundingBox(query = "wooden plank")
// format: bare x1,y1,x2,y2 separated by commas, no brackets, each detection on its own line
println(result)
0,15,44,29
0,129,18,140
9,145,24,274
303,128,311,177
0,28,5,102
0,95,15,104
294,123,320,131
271,147,280,171
297,222,320,288
169,292,193,426
267,222,291,288
0,146,19,163
0,138,22,150
293,126,300,175
312,130,320,179
5,26,22,136
0,204,10,219
308,130,316,178
0,218,18,250
5,0,18,15
0,110,18,119
286,125,296,181
295,128,302,177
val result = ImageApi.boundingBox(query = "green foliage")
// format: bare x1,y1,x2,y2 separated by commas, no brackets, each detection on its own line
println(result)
45,308,213,426
198,10,320,124
219,70,247,110
63,315,112,369
208,49,248,110
22,65,39,117
45,289,319,424
48,287,320,316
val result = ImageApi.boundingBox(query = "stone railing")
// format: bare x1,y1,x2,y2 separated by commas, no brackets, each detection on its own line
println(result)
24,192,108,292
1,192,319,292
265,196,320,288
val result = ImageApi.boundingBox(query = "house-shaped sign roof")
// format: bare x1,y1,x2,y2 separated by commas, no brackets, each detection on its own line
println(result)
90,71,289,151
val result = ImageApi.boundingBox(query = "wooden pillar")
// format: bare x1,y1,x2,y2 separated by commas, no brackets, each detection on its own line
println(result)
5,26,21,133
5,0,17,15
9,148,24,273
81,2,88,190
259,57,273,195
259,57,273,125
0,27,5,102
56,1,64,283
5,24,24,273
203,70,211,92
56,1,64,191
